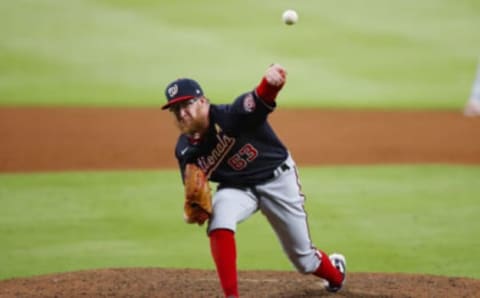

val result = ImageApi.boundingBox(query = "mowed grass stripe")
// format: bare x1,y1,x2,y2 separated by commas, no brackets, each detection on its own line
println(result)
1,1,479,107
0,165,479,280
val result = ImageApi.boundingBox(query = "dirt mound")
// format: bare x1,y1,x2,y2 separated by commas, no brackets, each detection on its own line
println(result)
0,268,478,298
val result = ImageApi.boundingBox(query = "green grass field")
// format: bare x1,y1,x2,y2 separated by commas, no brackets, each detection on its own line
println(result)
1,166,479,280
1,0,479,282
1,0,479,108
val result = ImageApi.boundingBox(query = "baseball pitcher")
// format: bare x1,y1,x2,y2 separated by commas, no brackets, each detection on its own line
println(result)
162,64,346,297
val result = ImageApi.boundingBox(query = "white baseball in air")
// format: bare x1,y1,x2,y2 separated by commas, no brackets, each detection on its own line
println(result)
282,9,298,25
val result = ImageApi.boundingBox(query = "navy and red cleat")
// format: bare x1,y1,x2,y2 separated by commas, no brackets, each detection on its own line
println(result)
325,253,346,292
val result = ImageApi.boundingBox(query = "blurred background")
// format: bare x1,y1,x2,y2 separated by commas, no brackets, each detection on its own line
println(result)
1,0,479,108
1,0,480,282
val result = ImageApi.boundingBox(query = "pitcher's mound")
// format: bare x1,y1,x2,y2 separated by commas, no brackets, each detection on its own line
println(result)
1,268,479,297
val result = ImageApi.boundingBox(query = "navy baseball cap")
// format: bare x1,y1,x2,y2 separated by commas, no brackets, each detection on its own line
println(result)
162,78,204,110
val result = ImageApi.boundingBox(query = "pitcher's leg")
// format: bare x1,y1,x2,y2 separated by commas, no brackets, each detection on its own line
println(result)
210,229,238,298
207,188,258,298
257,165,344,289
208,188,258,233
259,190,320,273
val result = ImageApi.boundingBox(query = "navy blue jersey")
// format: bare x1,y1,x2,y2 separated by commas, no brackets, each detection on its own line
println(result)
175,90,288,186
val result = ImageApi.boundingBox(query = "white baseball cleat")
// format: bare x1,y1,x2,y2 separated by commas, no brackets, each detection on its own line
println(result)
325,253,346,292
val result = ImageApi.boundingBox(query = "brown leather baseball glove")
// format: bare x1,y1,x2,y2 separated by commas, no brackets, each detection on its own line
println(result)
183,163,212,225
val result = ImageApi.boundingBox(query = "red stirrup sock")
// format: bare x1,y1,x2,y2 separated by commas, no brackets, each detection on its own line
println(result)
209,229,238,298
313,250,343,286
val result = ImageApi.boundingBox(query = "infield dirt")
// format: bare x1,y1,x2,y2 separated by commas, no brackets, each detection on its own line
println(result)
0,107,479,297
1,108,479,172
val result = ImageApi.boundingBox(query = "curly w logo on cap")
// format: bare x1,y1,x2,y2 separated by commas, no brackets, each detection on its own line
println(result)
167,84,179,98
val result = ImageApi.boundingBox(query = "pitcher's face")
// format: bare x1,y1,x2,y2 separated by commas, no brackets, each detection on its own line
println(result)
170,97,209,135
